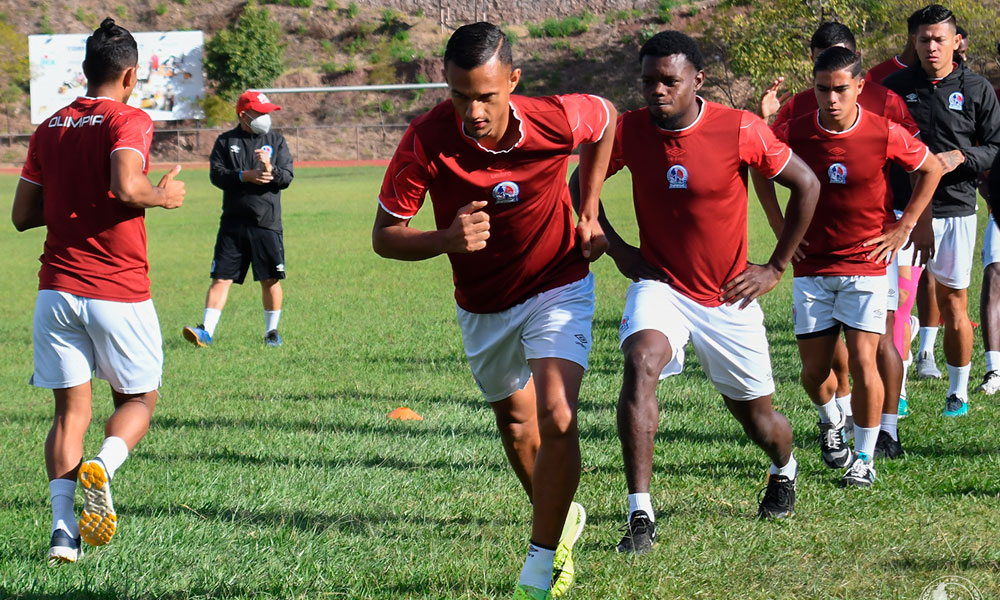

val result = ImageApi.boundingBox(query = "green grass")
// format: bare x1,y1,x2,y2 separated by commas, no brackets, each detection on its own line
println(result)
1,167,998,599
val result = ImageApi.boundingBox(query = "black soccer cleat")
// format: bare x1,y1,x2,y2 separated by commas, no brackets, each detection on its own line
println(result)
757,474,796,520
615,510,656,555
817,414,852,469
873,430,904,460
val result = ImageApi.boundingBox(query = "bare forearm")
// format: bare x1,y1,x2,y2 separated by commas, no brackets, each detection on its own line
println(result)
115,183,169,208
372,226,448,261
577,103,617,222
770,181,818,270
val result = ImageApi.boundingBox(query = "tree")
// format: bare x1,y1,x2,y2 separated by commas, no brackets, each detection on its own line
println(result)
204,1,285,101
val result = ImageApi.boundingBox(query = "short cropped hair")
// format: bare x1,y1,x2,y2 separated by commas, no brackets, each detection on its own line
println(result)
911,4,957,31
810,22,857,53
813,46,863,79
639,30,704,71
956,25,968,39
444,22,512,70
83,18,138,85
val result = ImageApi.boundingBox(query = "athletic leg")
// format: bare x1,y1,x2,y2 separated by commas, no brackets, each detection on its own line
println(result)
490,380,540,500
618,330,671,496
842,329,882,486
979,264,1000,393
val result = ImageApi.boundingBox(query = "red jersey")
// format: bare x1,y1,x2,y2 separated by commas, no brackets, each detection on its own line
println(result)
607,100,792,307
866,55,908,85
21,97,154,302
775,108,930,277
378,94,611,313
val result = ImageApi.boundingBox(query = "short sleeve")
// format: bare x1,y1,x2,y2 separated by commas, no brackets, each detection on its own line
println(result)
109,110,153,174
20,131,42,185
883,89,920,136
606,115,625,179
886,121,930,173
557,94,611,147
378,125,432,219
739,111,792,179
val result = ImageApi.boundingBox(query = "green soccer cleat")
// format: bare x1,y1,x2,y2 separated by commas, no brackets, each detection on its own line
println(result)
513,585,552,600
550,501,586,597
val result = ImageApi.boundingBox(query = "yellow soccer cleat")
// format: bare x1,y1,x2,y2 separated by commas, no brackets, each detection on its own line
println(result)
78,459,117,546
550,501,586,597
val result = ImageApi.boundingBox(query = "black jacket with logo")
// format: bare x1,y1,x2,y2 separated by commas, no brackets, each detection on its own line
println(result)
209,126,294,231
883,61,1000,217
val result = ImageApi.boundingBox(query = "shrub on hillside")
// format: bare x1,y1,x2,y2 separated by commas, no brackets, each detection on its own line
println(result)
204,2,285,100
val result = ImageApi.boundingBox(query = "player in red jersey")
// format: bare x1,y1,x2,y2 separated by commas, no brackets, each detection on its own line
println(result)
774,47,941,486
866,9,921,86
571,31,819,551
372,23,614,600
754,22,930,460
11,18,185,564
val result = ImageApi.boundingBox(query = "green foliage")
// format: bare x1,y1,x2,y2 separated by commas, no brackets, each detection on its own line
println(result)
154,3,168,16
552,39,572,51
414,7,424,18
656,0,678,24
502,27,519,46
320,39,333,53
325,0,338,10
605,9,642,24
379,98,394,114
174,0,190,5
389,30,416,63
288,0,312,6
381,8,401,28
346,1,359,18
73,7,97,23
527,12,593,38
197,94,236,127
115,5,130,20
0,20,27,94
38,12,54,35
204,2,285,101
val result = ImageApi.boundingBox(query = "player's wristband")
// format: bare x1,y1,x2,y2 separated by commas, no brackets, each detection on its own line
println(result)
238,170,244,182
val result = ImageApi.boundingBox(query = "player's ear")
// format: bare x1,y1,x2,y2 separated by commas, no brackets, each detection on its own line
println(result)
693,69,705,92
508,67,521,94
856,75,865,94
122,66,137,89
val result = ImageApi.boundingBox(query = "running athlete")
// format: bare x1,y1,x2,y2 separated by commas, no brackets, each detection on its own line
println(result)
11,18,185,563
372,23,614,600
774,47,941,486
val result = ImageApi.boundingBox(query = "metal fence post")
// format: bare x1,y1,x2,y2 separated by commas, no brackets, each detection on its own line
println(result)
356,125,360,161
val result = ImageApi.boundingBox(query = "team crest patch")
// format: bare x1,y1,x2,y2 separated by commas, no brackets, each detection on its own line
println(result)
260,144,274,156
492,181,520,204
230,144,241,153
667,165,689,189
828,163,848,185
948,92,965,111
620,316,630,334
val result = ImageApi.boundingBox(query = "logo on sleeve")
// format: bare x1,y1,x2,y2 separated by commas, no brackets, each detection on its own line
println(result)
905,93,919,103
828,163,848,184
948,92,965,111
666,165,689,189
492,181,520,204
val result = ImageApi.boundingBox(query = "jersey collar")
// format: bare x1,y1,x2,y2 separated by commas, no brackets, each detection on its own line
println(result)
653,96,706,135
815,105,863,135
458,99,526,154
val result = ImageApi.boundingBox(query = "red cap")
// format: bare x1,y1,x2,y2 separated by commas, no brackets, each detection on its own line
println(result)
237,90,282,114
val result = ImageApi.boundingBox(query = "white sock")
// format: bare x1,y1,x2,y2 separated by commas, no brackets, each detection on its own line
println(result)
946,363,971,400
986,351,1000,373
628,492,655,522
518,542,556,591
769,452,797,480
835,394,853,417
854,425,880,459
918,326,938,356
203,308,222,336
815,399,842,424
264,310,281,333
95,436,129,480
50,478,78,537
880,413,899,441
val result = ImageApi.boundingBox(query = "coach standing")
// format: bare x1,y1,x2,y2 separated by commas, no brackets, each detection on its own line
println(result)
183,90,293,348
883,4,1000,417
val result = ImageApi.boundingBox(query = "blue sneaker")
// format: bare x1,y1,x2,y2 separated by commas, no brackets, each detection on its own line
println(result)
183,325,212,347
264,329,282,348
47,529,81,565
942,395,968,417
898,396,909,418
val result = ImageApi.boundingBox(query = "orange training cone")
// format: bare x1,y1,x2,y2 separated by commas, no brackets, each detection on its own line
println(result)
387,407,423,421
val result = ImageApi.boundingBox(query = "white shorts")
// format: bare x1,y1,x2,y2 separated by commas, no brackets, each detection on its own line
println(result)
618,280,774,401
982,212,1000,268
927,215,977,289
457,273,594,403
793,275,888,336
886,254,899,312
893,209,917,268
32,290,163,394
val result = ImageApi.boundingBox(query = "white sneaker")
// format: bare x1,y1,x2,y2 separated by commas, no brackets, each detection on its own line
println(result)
47,529,81,564
915,350,942,379
980,370,1000,395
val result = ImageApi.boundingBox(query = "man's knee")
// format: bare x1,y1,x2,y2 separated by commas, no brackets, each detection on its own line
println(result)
536,402,576,440
622,339,669,385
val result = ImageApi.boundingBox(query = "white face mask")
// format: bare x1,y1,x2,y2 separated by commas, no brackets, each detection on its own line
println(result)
248,113,271,135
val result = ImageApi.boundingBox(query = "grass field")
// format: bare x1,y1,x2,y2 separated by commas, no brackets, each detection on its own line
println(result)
1,166,998,600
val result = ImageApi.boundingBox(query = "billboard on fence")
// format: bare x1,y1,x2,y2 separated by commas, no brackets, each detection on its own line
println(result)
29,30,205,124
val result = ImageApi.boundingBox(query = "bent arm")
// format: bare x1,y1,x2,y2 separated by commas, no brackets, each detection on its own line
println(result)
269,137,294,190
769,153,820,272
372,206,447,261
109,150,172,209
11,179,44,231
576,100,617,224
898,152,943,231
568,166,624,252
